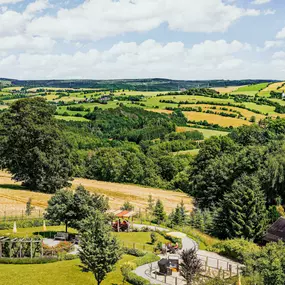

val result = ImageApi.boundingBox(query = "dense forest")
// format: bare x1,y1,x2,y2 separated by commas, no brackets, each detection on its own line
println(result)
0,78,274,91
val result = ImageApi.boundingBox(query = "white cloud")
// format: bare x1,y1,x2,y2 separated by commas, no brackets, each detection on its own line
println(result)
257,40,285,51
0,35,55,52
0,0,23,4
0,39,253,79
251,0,271,4
26,0,261,41
277,27,285,39
272,51,285,59
25,0,50,15
263,9,275,15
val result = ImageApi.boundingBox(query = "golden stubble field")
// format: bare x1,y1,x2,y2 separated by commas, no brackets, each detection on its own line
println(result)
0,171,193,216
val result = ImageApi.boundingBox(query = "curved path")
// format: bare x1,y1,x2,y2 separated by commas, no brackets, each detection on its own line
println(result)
133,224,241,284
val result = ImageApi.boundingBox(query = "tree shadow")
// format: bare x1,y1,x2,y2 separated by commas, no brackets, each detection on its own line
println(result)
0,184,26,190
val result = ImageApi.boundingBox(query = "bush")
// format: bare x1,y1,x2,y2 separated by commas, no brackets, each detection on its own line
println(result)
0,257,58,264
127,272,151,285
210,239,260,262
0,219,51,231
150,232,157,244
135,253,160,267
123,247,146,257
121,262,136,283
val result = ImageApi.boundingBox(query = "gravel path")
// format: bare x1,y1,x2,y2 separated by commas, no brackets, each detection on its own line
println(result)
133,224,241,284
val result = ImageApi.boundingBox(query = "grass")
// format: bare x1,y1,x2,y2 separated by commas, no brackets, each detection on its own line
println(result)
0,255,137,285
234,83,269,92
175,226,219,250
176,126,229,138
55,115,89,122
183,111,251,127
173,149,200,156
0,225,168,253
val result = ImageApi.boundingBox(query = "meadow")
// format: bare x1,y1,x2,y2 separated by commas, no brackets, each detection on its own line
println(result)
0,171,193,217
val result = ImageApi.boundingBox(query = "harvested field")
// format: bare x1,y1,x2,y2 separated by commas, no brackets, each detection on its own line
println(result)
0,171,192,216
72,178,192,213
212,86,242,94
184,111,251,127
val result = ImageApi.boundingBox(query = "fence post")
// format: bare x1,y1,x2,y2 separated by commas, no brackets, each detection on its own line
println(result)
164,275,167,283
237,265,239,276
217,259,219,269
30,241,33,258
155,271,157,279
175,277,178,285
229,264,232,278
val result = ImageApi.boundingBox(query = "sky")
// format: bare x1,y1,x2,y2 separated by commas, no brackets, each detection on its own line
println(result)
0,0,285,80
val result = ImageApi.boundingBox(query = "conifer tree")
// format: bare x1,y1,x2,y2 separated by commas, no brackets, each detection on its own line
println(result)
79,211,121,285
215,174,268,240
153,199,166,224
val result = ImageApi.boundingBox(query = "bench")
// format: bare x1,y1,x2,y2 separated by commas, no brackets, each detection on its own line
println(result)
54,232,69,241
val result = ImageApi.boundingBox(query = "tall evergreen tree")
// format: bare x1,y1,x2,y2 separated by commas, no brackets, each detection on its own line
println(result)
153,199,166,224
215,174,268,240
79,211,121,285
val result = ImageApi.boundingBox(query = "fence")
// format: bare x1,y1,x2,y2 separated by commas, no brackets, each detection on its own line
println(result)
144,255,242,285
0,210,44,222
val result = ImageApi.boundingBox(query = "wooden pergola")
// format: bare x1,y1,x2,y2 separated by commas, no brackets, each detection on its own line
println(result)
0,236,43,258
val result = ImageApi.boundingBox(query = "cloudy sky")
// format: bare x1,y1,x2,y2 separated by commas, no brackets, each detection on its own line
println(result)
0,0,284,80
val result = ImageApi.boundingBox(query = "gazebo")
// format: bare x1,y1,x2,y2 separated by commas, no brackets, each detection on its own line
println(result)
108,210,137,232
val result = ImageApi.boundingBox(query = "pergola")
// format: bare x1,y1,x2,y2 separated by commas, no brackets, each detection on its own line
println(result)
0,236,43,258
108,210,137,232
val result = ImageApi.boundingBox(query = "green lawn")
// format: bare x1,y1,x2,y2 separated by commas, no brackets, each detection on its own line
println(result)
0,226,168,251
0,255,136,285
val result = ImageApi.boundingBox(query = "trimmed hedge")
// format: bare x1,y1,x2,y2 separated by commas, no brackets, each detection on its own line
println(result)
127,272,151,285
123,247,146,257
0,219,53,231
135,253,160,267
0,257,58,264
0,254,77,264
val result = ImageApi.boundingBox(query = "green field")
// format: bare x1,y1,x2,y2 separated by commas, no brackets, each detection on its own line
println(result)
0,255,136,285
2,83,285,137
234,83,269,92
176,126,229,139
0,225,167,285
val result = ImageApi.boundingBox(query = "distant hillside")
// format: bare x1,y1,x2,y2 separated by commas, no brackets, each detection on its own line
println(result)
0,78,278,91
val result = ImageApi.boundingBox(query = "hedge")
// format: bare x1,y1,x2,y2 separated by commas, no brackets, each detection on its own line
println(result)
210,239,260,262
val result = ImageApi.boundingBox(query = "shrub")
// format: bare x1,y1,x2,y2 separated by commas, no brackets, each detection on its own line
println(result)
126,272,151,285
150,232,157,244
122,247,146,257
0,219,52,231
120,262,136,284
210,239,260,262
135,253,160,267
0,257,58,264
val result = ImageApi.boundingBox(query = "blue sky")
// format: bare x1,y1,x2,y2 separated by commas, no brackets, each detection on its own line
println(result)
0,0,285,80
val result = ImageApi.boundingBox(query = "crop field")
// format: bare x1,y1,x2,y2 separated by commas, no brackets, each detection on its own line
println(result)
2,82,285,137
176,126,229,138
184,111,251,127
0,171,193,217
